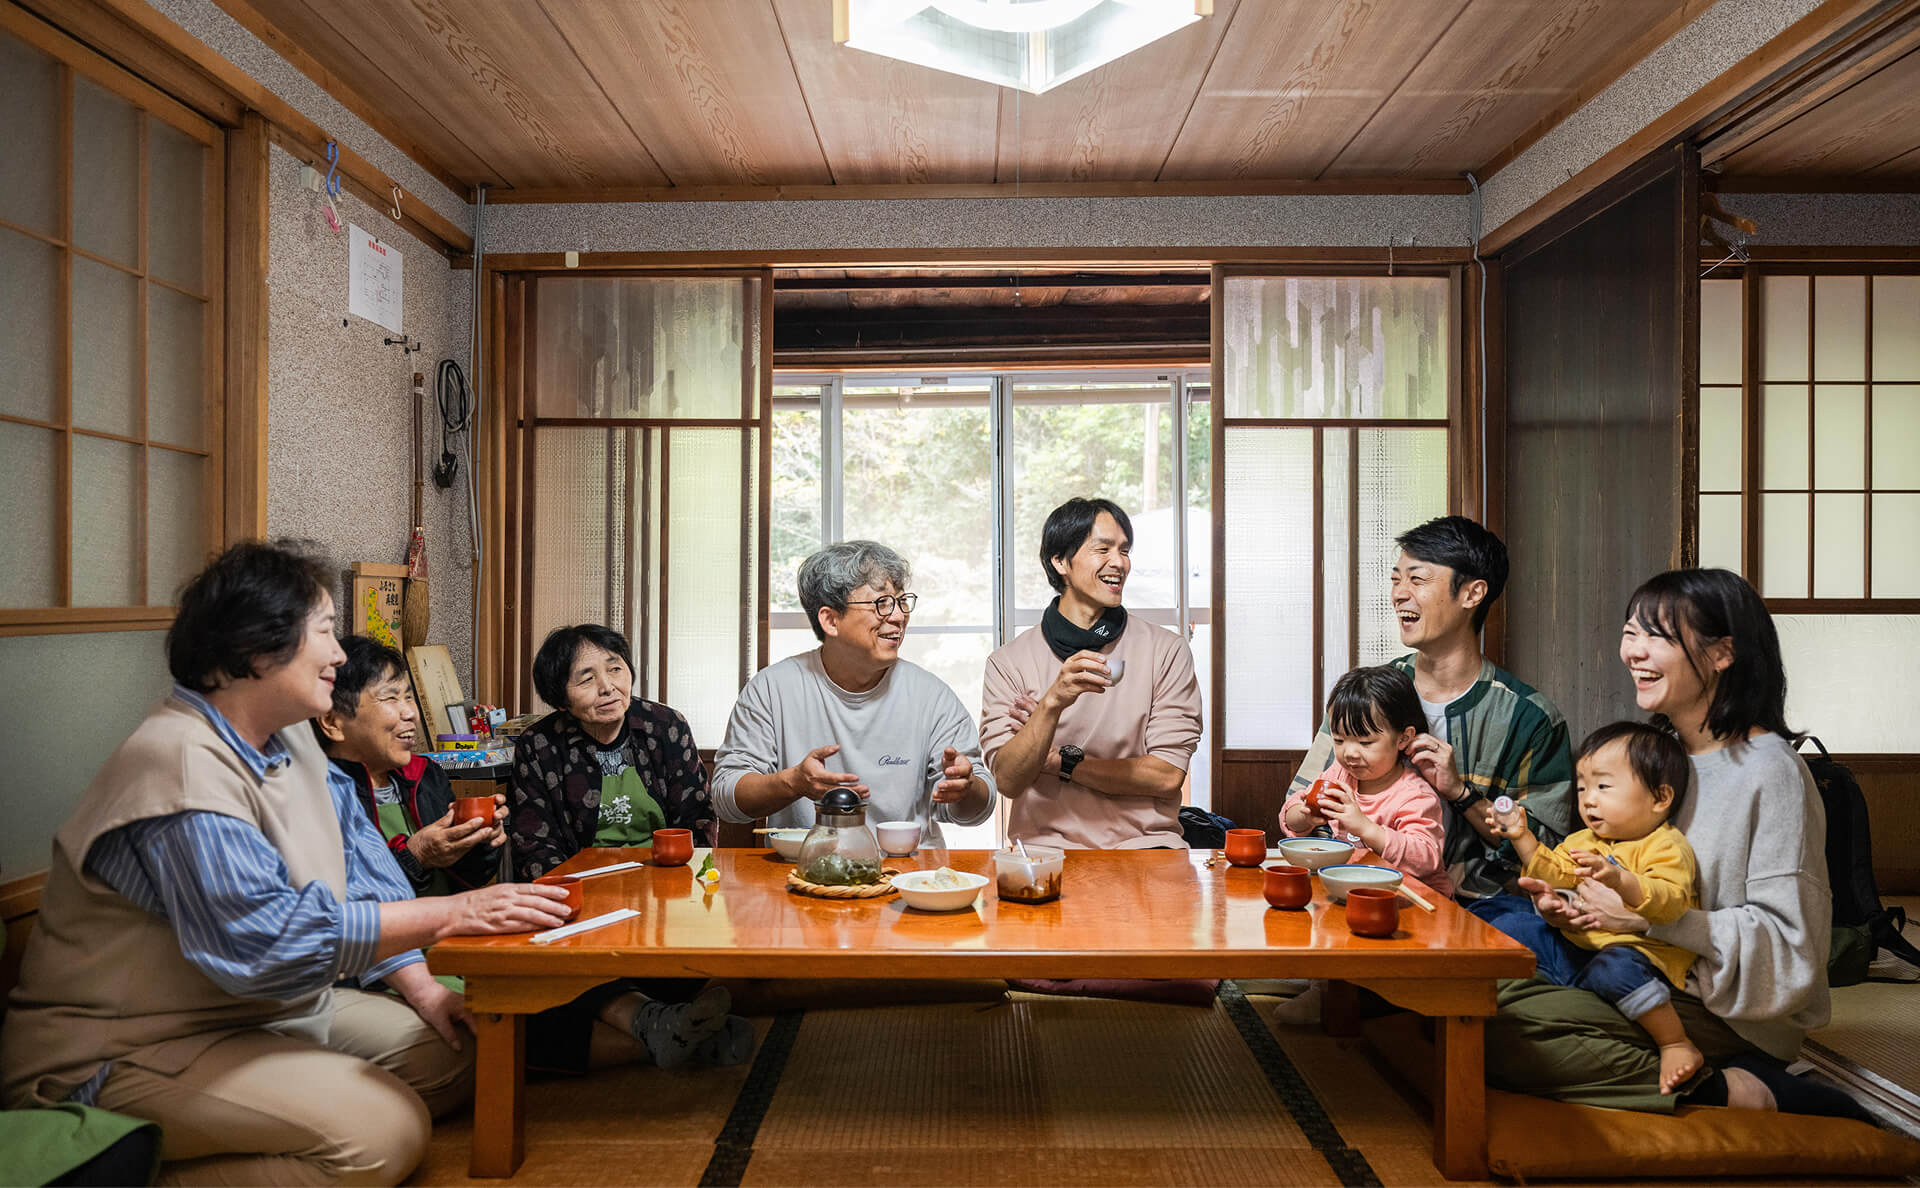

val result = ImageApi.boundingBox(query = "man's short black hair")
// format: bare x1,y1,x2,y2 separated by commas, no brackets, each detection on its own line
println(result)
1327,664,1424,741
1394,515,1509,632
167,539,333,693
1040,497,1134,594
1575,721,1691,813
532,624,634,711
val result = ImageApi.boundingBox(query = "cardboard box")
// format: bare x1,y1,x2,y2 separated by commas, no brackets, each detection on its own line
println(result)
351,573,405,652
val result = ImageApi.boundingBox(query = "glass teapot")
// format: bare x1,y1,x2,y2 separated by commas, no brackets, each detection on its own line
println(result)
796,787,885,885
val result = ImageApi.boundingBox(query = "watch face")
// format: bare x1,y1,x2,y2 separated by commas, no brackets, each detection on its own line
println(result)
1060,745,1083,761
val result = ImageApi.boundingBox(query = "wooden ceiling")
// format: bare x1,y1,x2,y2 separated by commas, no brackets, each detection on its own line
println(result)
216,0,1708,200
1713,44,1920,185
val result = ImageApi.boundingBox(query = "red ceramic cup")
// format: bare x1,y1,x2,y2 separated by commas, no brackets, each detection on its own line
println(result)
1263,864,1312,910
650,828,694,867
452,796,496,827
1223,828,1268,867
532,875,582,920
1302,776,1349,818
1345,886,1400,938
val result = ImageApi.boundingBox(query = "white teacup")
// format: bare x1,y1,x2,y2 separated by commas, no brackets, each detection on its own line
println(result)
1104,656,1125,686
875,819,922,856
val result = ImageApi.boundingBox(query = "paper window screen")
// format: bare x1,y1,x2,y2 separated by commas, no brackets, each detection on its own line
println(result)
1698,493,1742,574
1223,427,1314,748
1761,493,1809,599
72,258,139,437
535,277,752,420
71,435,140,606
1699,278,1742,386
663,428,747,747
1222,276,1448,419
71,76,137,267
1761,385,1808,490
0,35,58,235
1699,387,1742,491
148,448,205,604
1,229,58,423
1872,277,1920,381
1812,494,1864,599
147,119,205,292
1873,386,1920,489
1777,615,1920,750
0,422,58,606
1813,276,1866,383
1873,496,1920,597
1357,428,1447,664
1812,386,1865,490
148,284,205,448
1762,275,1809,382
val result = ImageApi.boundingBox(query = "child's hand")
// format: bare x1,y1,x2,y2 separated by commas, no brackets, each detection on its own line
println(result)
1317,786,1373,836
1570,849,1624,891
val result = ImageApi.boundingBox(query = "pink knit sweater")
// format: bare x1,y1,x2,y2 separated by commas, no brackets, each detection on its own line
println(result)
1279,760,1453,897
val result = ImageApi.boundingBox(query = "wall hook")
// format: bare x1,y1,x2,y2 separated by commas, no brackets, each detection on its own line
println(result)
389,185,404,223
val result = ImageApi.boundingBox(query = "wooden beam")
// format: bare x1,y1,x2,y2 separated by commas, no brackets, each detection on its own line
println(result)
264,123,466,260
224,110,268,543
477,247,1475,272
65,0,472,256
7,0,243,126
1481,0,1898,255
774,272,1211,291
1712,173,1920,192
483,178,1473,204
205,0,473,200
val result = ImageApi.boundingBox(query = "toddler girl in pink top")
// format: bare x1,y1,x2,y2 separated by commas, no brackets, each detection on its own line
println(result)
1279,665,1453,898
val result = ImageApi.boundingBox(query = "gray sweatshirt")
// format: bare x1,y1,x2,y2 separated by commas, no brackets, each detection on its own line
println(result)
710,649,996,831
1647,731,1831,1060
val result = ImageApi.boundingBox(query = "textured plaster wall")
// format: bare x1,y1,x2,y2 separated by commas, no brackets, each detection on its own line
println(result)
482,193,1471,254
1718,192,1920,245
266,145,478,689
1481,0,1824,235
145,0,468,230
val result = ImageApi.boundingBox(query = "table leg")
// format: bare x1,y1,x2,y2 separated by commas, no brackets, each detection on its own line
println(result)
1434,1014,1487,1180
1321,979,1362,1037
470,1011,526,1178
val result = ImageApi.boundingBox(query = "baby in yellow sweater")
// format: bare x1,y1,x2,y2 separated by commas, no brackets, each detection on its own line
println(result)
1475,721,1703,1093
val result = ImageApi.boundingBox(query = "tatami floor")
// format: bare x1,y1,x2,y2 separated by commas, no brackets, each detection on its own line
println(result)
413,977,1918,1187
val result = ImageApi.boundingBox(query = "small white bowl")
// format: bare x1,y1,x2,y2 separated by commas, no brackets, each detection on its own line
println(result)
1276,837,1356,871
767,829,810,861
875,819,922,856
891,869,989,912
1317,864,1404,904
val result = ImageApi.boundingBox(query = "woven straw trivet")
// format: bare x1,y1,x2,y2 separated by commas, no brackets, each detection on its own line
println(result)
786,868,898,899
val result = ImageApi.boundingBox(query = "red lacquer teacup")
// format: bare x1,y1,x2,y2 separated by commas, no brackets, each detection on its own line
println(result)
1224,828,1268,867
452,796,496,827
1263,864,1312,910
650,828,694,867
1345,886,1400,938
532,875,582,920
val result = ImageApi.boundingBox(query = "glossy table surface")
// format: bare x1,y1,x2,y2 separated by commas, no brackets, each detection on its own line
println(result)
429,847,1535,982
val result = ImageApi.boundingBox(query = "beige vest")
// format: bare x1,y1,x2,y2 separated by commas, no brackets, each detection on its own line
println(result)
1,697,349,1107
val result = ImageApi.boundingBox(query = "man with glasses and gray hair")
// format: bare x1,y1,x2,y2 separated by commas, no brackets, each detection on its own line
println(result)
711,540,996,836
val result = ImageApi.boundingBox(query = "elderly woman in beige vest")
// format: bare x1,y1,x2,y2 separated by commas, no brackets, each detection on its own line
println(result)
0,541,572,1186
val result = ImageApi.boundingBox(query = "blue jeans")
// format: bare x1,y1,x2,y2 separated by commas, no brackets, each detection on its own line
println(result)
1470,894,1671,1021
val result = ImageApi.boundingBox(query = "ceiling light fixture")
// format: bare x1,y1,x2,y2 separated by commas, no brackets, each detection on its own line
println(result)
834,0,1212,95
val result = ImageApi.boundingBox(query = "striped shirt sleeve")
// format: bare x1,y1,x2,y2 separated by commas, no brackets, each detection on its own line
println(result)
330,764,425,986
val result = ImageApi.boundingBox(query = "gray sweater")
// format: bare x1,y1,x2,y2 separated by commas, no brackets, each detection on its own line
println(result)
710,650,996,831
1647,731,1831,1060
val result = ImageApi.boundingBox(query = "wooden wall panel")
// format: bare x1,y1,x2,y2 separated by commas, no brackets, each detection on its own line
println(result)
1853,758,1920,895
1215,751,1306,844
1502,161,1688,736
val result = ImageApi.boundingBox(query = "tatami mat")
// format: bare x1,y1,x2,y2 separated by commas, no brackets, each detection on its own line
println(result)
1808,895,1920,1123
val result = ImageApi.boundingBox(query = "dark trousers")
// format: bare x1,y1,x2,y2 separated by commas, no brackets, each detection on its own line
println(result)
1470,893,1672,1021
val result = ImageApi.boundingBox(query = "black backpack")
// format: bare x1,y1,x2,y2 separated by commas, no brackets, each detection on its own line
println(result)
1801,736,1920,985
1178,805,1237,849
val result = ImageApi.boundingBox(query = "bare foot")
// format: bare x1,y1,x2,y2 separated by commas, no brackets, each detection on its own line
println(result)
1658,1040,1706,1094
1723,1065,1779,1110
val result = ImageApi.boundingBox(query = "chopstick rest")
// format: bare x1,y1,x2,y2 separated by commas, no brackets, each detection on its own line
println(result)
529,908,640,944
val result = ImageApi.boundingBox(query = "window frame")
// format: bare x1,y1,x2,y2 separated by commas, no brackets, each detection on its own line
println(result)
1696,259,1920,614
0,15,227,636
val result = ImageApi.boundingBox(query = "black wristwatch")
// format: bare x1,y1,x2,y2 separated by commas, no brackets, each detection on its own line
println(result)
1057,744,1085,782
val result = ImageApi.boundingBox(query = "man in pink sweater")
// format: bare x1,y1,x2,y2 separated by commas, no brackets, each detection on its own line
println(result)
981,498,1204,849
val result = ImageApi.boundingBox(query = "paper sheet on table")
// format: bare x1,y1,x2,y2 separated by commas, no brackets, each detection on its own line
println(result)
347,223,403,333
529,908,639,945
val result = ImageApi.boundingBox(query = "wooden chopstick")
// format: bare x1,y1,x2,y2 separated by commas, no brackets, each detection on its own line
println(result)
1398,885,1437,913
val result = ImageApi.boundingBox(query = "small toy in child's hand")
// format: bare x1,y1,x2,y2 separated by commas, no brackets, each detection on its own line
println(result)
1492,795,1526,833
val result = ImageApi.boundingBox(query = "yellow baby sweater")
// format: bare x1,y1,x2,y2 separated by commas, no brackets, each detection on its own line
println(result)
1521,821,1699,988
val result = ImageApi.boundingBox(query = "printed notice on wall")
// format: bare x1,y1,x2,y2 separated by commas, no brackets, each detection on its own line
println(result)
348,223,403,334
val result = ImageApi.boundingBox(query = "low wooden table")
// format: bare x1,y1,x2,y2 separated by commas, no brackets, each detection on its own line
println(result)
430,847,1534,1180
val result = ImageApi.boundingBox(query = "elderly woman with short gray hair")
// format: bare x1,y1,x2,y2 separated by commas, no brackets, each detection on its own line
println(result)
710,540,996,833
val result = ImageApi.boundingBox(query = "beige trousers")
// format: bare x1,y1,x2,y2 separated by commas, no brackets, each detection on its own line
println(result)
96,988,475,1186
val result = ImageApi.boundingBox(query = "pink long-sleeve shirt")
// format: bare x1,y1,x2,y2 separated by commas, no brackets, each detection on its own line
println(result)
1279,760,1453,897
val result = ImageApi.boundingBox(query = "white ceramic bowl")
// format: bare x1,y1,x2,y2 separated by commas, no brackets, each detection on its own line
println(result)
767,829,810,861
891,869,989,912
875,819,922,856
1276,837,1356,871
1317,864,1404,904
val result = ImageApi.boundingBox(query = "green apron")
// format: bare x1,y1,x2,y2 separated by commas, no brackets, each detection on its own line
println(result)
592,766,666,847
371,799,463,994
